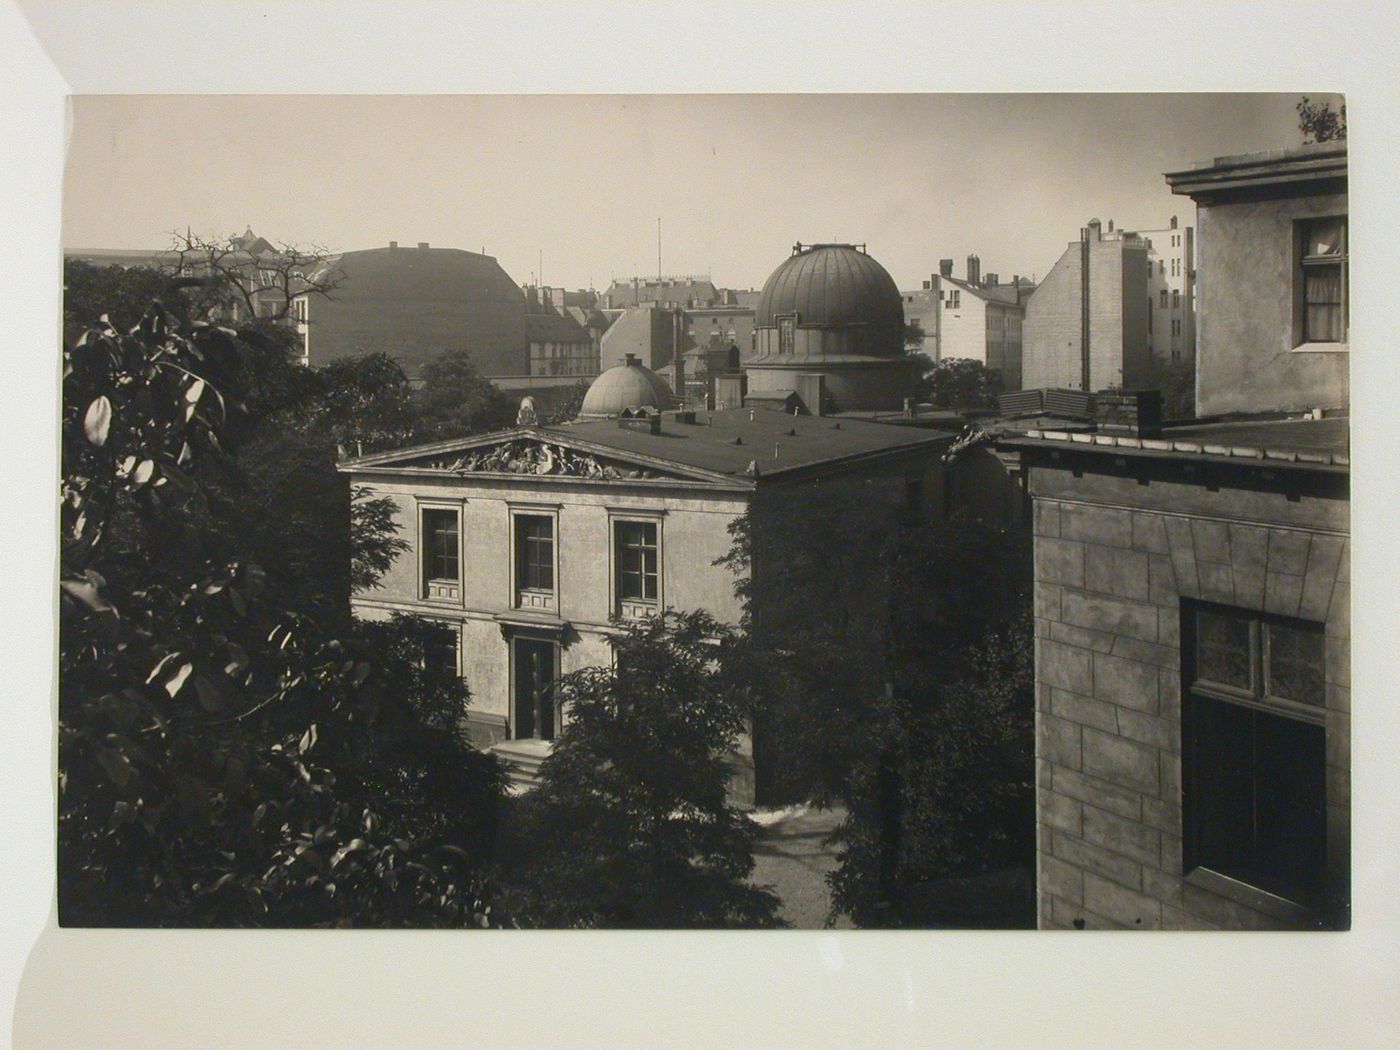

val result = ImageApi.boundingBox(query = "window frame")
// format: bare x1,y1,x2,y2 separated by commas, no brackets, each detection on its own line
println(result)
508,504,560,612
418,617,462,679
1181,600,1328,910
416,499,465,605
777,314,797,355
609,511,664,620
1294,214,1349,351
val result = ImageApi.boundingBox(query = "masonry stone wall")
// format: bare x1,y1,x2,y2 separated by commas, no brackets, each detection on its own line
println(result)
1031,473,1349,930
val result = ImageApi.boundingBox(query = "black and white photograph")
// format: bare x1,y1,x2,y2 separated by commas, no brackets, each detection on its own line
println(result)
6,4,1400,1045
52,90,1353,934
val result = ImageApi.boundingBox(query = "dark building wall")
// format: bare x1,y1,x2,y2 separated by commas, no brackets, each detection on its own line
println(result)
1029,461,1349,930
1196,192,1349,416
307,246,529,377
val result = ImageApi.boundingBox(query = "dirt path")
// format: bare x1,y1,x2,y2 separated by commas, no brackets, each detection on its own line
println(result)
748,806,853,929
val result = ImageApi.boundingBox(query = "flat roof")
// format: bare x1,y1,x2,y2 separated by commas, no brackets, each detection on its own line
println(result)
548,407,951,478
998,416,1349,472
1165,141,1347,199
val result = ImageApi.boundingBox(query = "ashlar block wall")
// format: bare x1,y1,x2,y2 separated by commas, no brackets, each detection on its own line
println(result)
1031,474,1349,930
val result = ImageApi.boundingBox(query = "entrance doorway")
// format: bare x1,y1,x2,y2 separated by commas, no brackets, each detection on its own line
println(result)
512,636,558,741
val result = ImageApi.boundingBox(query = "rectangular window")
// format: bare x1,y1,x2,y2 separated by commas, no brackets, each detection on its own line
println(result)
1173,289,1181,309
1182,602,1328,907
420,509,459,593
778,316,796,355
422,621,460,677
1160,290,1169,309
1299,216,1347,344
615,520,659,606
515,514,554,592
1172,319,1181,337
1147,300,1153,332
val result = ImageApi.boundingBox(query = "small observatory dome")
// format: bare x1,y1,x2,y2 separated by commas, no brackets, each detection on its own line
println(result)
578,354,676,420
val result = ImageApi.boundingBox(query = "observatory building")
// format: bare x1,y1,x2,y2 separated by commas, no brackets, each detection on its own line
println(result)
744,242,919,414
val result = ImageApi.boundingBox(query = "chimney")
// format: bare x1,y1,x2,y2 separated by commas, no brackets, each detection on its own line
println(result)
389,241,398,249
417,242,429,250
985,272,999,287
939,259,954,277
1107,219,1114,233
1086,218,1102,241
624,353,638,367
967,254,981,286
922,279,931,290
1012,274,1021,305
1094,388,1163,438
673,353,686,407
1170,215,1178,229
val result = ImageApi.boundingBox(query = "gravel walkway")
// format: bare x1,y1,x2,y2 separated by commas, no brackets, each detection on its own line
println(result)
748,805,853,929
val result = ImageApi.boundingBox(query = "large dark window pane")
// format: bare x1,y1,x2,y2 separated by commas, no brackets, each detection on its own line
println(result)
1255,711,1327,900
1188,697,1257,877
1186,696,1326,902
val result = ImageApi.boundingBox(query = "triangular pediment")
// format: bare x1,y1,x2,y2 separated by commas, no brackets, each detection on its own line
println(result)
344,428,735,485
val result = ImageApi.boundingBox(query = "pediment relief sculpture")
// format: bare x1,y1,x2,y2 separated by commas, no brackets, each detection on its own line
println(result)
415,439,661,480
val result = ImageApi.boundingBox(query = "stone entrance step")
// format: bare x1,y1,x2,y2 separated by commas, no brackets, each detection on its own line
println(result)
489,738,553,791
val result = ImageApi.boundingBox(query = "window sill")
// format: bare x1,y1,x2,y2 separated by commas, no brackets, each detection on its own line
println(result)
1183,866,1314,925
1292,341,1348,353
616,600,660,621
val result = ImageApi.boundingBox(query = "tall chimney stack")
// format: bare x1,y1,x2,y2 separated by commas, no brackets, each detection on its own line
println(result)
939,259,954,278
967,254,981,287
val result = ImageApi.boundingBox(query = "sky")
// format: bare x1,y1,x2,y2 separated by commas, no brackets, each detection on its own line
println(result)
64,93,1315,293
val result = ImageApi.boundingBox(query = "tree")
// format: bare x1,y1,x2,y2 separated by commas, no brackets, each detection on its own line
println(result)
827,618,1035,928
308,352,421,455
717,480,903,806
903,318,926,352
545,380,591,424
1297,96,1347,144
918,357,1002,409
168,230,345,324
415,347,518,439
495,612,781,928
1140,355,1196,421
59,298,507,928
827,512,1035,928
64,260,171,334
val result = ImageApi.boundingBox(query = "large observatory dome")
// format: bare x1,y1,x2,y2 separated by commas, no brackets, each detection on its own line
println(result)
755,242,905,342
745,242,916,413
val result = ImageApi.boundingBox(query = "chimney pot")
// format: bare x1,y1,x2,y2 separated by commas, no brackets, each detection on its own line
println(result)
389,241,398,249
417,242,429,250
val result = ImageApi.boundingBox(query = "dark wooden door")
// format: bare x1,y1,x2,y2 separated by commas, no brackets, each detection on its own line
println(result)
513,638,557,741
